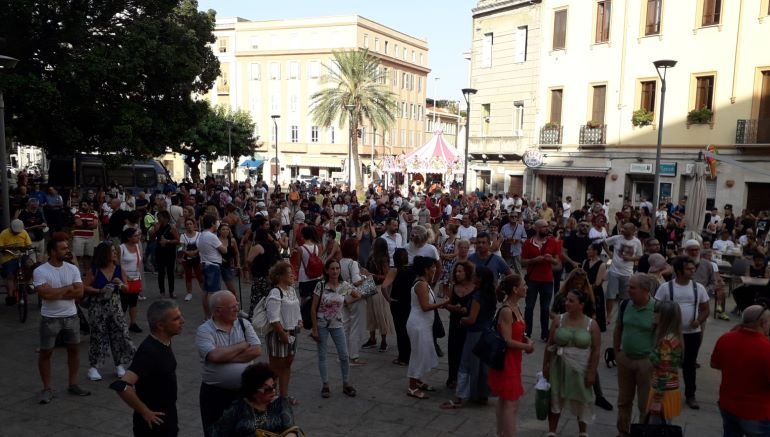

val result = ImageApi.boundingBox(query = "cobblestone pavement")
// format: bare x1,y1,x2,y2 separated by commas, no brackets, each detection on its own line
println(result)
0,276,732,436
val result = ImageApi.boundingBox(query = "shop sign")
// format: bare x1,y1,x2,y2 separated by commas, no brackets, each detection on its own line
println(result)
629,163,653,174
659,163,677,177
522,149,544,168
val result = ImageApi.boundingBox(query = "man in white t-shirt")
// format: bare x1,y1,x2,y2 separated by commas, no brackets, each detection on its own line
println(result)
33,239,88,404
380,217,404,266
654,256,710,410
457,215,478,254
512,193,523,213
602,223,643,321
712,230,736,253
198,214,228,317
561,196,572,227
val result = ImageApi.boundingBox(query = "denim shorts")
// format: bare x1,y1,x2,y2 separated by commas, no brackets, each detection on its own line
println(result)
202,263,222,293
40,315,80,350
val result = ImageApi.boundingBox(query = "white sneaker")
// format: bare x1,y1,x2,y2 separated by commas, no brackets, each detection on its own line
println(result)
137,295,147,301
184,293,193,302
87,367,102,381
116,365,126,378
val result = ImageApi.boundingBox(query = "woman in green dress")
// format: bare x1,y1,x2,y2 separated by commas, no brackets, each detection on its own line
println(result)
542,289,601,437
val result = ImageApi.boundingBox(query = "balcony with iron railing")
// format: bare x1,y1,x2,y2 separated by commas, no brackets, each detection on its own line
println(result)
736,119,770,144
538,125,563,147
579,124,607,148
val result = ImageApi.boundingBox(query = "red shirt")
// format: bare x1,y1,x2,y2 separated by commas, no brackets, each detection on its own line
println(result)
521,237,561,282
711,328,770,420
73,212,98,238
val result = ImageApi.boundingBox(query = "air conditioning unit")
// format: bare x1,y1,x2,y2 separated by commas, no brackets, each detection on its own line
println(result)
685,163,695,175
219,47,227,53
629,163,653,174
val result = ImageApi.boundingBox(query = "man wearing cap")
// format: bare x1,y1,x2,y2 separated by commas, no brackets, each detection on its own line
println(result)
655,255,710,410
457,215,477,254
684,240,720,317
711,304,770,436
17,198,48,262
0,219,33,297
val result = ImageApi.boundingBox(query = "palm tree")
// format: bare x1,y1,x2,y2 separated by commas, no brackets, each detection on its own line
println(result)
310,49,398,193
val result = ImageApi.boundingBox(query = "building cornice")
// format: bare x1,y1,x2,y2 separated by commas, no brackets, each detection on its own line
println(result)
472,0,542,18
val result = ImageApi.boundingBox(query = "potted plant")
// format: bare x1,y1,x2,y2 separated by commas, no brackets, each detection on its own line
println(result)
687,107,713,125
586,120,603,129
631,109,654,127
544,122,560,129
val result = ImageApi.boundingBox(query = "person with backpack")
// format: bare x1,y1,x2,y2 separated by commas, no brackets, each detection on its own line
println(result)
246,229,279,319
298,226,324,329
654,256,710,410
613,273,658,437
179,218,204,302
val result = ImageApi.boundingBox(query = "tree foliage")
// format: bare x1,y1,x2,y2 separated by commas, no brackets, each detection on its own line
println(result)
309,49,397,192
0,0,220,158
178,104,257,183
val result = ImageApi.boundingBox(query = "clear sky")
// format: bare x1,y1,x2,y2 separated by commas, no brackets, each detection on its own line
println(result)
197,0,476,102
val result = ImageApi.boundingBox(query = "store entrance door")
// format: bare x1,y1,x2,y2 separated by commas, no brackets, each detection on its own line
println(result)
634,181,654,205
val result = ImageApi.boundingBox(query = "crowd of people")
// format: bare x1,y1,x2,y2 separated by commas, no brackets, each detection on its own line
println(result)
2,175,770,437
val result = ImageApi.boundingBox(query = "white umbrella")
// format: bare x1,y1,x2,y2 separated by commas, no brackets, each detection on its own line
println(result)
683,162,707,244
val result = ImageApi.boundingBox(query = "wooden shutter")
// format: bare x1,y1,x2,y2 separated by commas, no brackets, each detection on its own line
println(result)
646,0,661,35
515,26,528,63
550,89,563,124
508,175,524,196
592,86,607,123
757,71,770,143
641,81,656,112
702,0,721,26
595,1,611,43
695,76,714,110
553,10,567,50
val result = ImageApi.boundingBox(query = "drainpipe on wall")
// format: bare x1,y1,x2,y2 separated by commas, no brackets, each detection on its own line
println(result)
730,0,744,104
616,0,630,146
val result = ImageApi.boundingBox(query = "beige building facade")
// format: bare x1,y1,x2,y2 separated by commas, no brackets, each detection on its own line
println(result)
204,16,429,186
468,0,543,195
469,0,770,214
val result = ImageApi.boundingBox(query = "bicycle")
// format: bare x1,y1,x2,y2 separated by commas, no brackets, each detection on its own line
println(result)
0,246,40,323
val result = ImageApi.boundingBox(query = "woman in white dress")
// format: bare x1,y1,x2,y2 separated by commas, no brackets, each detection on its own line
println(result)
406,256,446,399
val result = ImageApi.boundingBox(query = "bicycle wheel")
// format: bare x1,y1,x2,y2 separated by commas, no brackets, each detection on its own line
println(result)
17,284,28,323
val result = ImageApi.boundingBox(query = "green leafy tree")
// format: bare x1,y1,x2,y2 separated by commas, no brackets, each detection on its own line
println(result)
0,0,219,158
309,49,397,192
178,104,256,183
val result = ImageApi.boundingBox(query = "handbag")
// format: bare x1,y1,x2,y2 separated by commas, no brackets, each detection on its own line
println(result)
432,309,446,338
252,288,284,336
347,261,377,298
472,305,508,370
630,410,683,437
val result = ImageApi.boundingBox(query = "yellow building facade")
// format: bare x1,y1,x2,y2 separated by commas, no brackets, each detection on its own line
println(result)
469,0,770,214
205,16,429,186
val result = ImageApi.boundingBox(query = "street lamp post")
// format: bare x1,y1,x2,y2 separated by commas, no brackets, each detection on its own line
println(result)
371,127,376,185
271,115,280,190
0,55,19,229
344,104,355,192
652,59,677,207
226,120,233,185
461,88,477,195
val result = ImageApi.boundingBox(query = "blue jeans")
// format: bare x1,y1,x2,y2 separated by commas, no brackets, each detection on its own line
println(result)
721,408,770,437
202,264,222,293
525,280,553,340
317,325,349,385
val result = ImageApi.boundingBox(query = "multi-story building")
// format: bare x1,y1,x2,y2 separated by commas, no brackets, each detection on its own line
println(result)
468,0,543,194
205,16,429,185
425,104,463,148
469,0,770,214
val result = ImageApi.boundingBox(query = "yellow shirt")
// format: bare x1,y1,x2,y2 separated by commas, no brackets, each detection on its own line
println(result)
0,229,32,264
540,208,554,222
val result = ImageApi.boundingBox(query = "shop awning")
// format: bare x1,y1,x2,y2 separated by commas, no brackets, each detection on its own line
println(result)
534,167,609,178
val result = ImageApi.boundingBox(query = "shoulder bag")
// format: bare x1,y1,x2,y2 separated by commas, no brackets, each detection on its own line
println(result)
472,304,509,370
348,260,377,298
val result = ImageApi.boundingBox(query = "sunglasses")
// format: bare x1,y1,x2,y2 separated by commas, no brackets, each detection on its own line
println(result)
256,383,277,394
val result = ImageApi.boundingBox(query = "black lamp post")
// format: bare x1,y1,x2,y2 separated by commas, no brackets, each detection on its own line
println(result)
652,59,677,207
461,88,477,195
0,55,19,229
344,104,355,191
271,115,280,190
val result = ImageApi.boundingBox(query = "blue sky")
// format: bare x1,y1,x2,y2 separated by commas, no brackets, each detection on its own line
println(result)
197,0,476,102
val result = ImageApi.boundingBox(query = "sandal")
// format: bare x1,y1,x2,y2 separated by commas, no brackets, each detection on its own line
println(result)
417,383,436,392
342,385,357,397
321,385,330,398
407,387,429,399
439,399,463,409
349,358,367,366
391,359,407,366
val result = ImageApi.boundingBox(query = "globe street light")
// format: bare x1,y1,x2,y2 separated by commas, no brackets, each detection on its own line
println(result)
652,59,677,207
344,104,355,191
271,115,280,190
0,54,19,229
461,88,477,195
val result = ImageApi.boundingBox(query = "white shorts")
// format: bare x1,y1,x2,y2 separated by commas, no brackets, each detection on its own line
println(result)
72,235,96,257
606,271,630,300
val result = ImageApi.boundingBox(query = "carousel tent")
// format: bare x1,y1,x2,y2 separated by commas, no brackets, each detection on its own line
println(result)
381,131,464,176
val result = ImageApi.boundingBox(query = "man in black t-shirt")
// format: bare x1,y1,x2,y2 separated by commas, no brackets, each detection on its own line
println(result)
562,221,592,274
111,300,184,437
